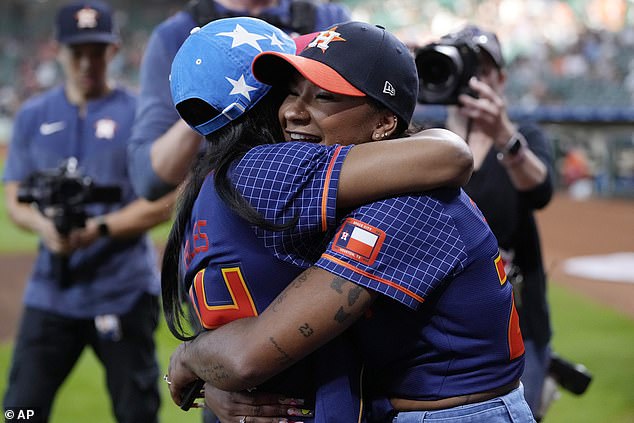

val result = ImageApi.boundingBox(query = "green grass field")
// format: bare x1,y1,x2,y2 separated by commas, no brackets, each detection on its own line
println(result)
1,162,633,422
0,283,632,422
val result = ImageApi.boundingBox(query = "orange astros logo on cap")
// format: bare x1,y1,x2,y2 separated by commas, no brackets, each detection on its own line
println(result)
307,26,346,53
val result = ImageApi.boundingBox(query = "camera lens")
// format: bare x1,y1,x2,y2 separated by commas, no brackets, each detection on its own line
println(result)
416,44,464,104
419,52,456,86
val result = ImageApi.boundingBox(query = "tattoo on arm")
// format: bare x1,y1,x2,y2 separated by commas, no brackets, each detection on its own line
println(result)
200,363,230,384
269,337,293,365
298,323,314,337
273,268,314,312
348,285,362,306
330,276,345,294
334,306,351,323
293,267,312,289
271,289,287,313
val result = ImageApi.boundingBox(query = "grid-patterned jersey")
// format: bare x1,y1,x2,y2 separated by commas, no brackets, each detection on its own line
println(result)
315,189,525,400
182,142,359,423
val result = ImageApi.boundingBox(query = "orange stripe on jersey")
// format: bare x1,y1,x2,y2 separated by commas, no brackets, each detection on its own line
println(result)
322,253,425,304
508,292,525,360
494,253,507,285
321,146,344,232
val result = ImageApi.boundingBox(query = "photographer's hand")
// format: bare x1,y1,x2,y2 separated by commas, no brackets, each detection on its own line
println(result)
457,77,515,147
457,77,548,190
68,217,102,250
38,215,74,255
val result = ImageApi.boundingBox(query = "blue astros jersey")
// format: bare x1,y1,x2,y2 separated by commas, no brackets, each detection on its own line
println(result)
183,141,524,415
182,142,361,423
315,188,525,400
236,144,524,400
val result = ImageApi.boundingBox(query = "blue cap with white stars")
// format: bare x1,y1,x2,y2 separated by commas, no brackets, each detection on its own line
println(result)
170,17,296,136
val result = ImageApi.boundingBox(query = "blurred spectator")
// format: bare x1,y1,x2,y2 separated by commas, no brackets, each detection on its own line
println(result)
1,0,634,124
2,2,175,421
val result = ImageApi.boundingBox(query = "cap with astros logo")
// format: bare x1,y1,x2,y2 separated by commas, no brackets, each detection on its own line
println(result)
252,21,419,126
55,0,120,45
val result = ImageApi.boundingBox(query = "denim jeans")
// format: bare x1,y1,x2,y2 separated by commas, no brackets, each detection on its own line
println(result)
521,339,551,418
392,384,535,423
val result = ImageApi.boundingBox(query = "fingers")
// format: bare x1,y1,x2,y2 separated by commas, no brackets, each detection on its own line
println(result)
203,384,313,422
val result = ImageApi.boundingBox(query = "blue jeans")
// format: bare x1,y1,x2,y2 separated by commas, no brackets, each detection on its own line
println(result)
521,340,551,418
392,384,535,423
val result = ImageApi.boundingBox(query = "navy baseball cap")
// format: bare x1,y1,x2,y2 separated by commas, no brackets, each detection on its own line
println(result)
252,21,419,125
445,24,505,69
55,1,119,45
170,17,297,136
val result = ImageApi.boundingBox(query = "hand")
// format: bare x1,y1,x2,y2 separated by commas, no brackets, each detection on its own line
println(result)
66,217,101,249
204,383,312,423
457,77,514,147
167,342,200,407
37,212,72,254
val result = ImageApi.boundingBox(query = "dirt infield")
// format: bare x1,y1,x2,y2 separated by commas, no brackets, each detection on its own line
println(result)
0,193,633,342
535,193,634,319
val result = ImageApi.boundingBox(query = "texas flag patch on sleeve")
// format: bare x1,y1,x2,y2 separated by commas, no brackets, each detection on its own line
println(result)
331,218,386,266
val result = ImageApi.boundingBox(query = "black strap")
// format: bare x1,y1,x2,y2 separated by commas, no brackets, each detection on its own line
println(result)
185,0,317,34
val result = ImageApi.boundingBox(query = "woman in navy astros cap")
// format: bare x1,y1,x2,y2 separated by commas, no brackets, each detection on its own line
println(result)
164,18,534,423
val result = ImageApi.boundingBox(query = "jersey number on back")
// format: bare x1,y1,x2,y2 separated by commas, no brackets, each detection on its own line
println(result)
189,266,258,330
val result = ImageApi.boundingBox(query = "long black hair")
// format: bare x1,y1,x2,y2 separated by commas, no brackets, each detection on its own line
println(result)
161,87,293,341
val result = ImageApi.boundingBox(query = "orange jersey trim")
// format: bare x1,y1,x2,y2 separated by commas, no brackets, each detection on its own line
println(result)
508,292,525,360
494,253,507,285
321,146,344,232
321,253,425,304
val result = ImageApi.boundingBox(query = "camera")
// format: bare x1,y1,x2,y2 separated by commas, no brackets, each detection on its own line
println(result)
549,352,593,395
18,157,121,286
415,37,482,105
18,157,121,235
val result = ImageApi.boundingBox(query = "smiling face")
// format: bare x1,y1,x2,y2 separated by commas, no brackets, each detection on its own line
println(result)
278,72,395,146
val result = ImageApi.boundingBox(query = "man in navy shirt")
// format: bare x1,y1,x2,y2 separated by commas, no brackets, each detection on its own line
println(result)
127,0,351,201
2,2,174,422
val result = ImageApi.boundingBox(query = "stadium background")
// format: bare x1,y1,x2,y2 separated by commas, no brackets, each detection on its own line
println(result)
0,0,632,422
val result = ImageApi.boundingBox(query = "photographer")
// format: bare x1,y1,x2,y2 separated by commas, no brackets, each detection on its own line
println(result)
417,25,555,420
2,2,174,422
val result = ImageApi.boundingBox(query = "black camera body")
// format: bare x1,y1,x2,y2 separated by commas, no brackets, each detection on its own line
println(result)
17,157,121,287
415,38,482,105
18,157,121,235
549,352,593,395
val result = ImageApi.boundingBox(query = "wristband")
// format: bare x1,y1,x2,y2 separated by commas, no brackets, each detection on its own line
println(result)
498,132,527,158
96,216,110,237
